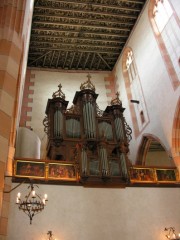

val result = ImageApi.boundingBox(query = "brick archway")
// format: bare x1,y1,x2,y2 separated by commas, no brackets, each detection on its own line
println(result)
172,98,180,167
136,134,172,166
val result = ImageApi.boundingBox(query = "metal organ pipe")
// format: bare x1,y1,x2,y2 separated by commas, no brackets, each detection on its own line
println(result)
98,121,113,140
114,117,125,141
120,153,128,177
54,109,63,137
81,148,88,175
66,118,80,138
99,147,108,175
83,101,96,139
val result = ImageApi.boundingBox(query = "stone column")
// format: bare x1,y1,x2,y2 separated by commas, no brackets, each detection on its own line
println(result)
0,0,33,237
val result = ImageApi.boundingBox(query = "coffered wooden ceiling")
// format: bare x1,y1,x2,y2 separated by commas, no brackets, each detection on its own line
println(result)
28,0,147,71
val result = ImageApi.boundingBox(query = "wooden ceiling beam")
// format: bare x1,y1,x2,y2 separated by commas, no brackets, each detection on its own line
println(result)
29,48,120,55
50,50,55,67
97,58,101,70
35,6,137,19
42,0,142,12
63,51,68,68
33,20,131,32
42,55,47,67
97,53,111,70
70,52,76,69
50,0,145,5
112,0,144,3
76,52,83,69
33,13,135,26
29,50,52,65
83,52,90,69
30,34,126,44
30,40,122,48
56,51,61,68
90,53,96,69
31,28,129,38
30,42,122,51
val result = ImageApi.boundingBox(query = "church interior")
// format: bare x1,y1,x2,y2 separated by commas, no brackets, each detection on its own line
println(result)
0,0,180,239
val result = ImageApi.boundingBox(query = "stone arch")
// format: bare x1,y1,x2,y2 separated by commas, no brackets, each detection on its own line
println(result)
172,98,180,167
136,134,174,167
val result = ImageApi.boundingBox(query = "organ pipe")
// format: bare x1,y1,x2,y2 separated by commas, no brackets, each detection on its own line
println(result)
114,118,125,141
54,109,63,137
120,153,128,178
98,121,113,140
66,118,80,138
99,147,108,175
81,148,88,175
83,101,96,139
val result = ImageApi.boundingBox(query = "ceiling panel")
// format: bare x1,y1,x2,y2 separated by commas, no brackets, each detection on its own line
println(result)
28,0,147,71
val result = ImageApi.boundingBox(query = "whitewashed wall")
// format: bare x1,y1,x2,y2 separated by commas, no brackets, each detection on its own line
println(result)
7,183,180,240
114,0,180,163
15,127,41,159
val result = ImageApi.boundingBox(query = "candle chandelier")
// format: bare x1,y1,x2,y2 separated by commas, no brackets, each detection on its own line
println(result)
47,231,56,240
16,183,48,224
164,227,180,240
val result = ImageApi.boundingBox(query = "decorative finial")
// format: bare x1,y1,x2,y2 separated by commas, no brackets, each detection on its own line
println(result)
111,91,122,106
87,73,91,81
52,84,65,99
80,73,95,92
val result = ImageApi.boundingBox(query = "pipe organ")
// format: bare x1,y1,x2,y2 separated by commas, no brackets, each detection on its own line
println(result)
43,75,132,186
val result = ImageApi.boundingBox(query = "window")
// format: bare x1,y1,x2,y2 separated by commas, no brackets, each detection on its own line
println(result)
149,0,180,89
125,50,148,132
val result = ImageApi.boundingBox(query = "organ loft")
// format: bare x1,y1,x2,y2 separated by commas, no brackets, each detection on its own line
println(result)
43,74,132,186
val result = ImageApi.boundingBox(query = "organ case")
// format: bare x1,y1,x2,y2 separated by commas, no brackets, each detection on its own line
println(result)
43,75,132,186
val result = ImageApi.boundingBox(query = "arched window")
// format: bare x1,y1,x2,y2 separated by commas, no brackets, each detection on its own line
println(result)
122,48,149,138
149,0,180,90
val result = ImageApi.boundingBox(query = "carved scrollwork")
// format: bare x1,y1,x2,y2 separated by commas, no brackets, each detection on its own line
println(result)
123,117,132,143
43,115,49,135
96,104,104,117
65,104,80,114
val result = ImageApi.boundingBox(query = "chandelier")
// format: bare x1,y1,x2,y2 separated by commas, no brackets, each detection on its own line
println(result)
164,227,180,240
16,183,48,224
47,231,56,240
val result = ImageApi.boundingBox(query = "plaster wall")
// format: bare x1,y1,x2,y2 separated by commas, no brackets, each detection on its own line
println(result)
7,183,180,240
145,151,174,166
15,127,41,159
114,0,180,163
